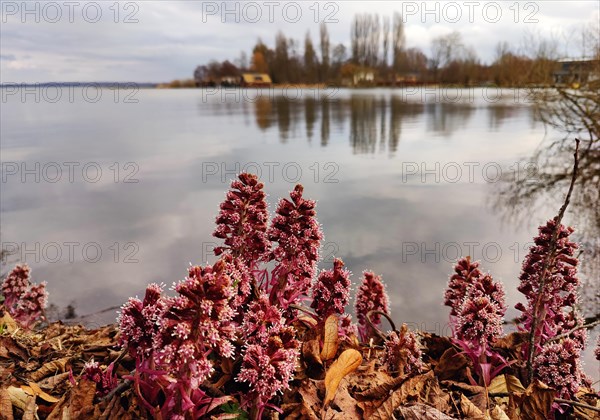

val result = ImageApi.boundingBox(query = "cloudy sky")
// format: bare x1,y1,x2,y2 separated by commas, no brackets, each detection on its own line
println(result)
1,0,598,83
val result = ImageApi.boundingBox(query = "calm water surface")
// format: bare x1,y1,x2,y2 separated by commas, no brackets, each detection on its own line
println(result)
1,88,597,379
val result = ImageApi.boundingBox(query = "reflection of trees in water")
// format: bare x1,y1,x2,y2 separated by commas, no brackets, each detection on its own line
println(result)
320,99,330,147
424,102,474,136
349,96,379,154
252,94,442,155
305,98,316,141
254,97,272,131
487,104,533,131
494,86,600,318
275,97,291,142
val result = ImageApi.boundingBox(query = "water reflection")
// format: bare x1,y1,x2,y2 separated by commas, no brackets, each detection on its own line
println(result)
245,93,529,155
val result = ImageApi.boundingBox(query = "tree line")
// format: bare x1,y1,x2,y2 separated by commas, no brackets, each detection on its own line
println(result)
191,13,599,87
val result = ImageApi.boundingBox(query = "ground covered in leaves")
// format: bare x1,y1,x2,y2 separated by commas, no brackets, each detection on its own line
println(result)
1,308,598,420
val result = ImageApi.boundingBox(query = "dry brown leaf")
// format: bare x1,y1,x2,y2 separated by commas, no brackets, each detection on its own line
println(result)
24,382,60,403
21,395,37,420
322,375,362,420
460,393,486,419
0,312,18,334
0,387,14,420
434,347,468,381
324,349,362,406
7,386,35,413
493,332,527,351
512,379,555,420
355,374,406,400
489,405,510,420
297,380,321,419
302,339,325,379
396,403,456,420
37,372,70,391
0,337,28,361
488,374,525,395
321,315,339,361
504,375,525,394
47,379,97,420
28,357,70,382
369,371,437,419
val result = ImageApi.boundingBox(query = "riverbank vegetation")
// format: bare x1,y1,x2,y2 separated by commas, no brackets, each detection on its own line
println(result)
182,13,599,88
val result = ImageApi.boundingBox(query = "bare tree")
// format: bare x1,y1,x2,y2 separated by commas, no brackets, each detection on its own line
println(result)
272,31,289,83
320,22,330,82
429,31,463,80
351,13,381,68
304,31,318,83
392,12,405,73
382,16,390,69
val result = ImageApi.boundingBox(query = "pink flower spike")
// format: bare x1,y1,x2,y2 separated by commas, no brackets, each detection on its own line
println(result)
444,257,482,316
534,338,582,399
213,172,271,264
268,184,323,309
383,324,423,377
310,258,351,320
1,264,47,328
355,270,390,342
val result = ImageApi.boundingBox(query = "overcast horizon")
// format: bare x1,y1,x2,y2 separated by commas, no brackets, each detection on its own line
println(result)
1,0,599,83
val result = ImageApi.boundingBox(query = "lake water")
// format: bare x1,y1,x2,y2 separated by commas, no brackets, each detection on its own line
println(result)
1,87,597,379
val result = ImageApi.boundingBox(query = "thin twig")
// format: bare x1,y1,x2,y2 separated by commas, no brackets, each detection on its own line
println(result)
489,393,600,414
547,319,600,343
366,310,396,341
100,376,133,403
526,138,580,383
555,398,600,414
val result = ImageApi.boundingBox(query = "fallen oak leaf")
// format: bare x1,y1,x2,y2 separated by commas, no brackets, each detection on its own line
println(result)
324,349,362,406
321,314,339,361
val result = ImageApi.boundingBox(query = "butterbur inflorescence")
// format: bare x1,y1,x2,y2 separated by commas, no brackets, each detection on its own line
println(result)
156,260,237,385
310,258,351,320
515,220,580,344
213,173,271,263
1,264,47,328
515,219,587,398
444,259,507,386
534,338,583,399
83,360,118,397
455,274,506,347
444,256,481,316
118,283,165,358
237,294,300,418
355,270,389,342
595,336,600,361
269,184,323,309
383,324,423,377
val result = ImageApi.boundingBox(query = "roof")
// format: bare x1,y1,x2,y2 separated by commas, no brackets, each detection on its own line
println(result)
241,73,272,84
